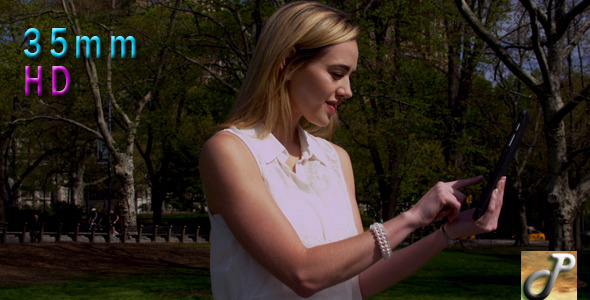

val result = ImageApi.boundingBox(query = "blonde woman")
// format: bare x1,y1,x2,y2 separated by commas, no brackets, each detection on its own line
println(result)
199,1,505,299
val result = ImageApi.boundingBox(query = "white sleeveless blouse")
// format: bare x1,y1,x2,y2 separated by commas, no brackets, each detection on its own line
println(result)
208,126,361,299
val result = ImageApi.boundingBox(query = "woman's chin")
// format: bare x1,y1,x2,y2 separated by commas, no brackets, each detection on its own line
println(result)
301,113,335,129
309,119,331,128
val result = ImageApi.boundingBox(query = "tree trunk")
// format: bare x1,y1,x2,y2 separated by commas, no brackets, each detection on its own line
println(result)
8,184,19,208
385,138,400,220
515,201,530,246
513,157,530,246
444,19,465,168
546,177,578,250
574,210,582,250
151,183,164,225
0,136,6,222
71,164,86,207
115,154,137,228
454,0,590,251
545,111,577,250
0,160,5,223
543,43,579,249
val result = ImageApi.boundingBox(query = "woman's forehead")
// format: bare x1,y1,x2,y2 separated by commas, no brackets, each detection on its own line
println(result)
318,40,358,71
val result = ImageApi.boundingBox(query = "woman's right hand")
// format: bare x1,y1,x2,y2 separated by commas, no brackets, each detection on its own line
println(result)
443,177,506,239
404,176,483,229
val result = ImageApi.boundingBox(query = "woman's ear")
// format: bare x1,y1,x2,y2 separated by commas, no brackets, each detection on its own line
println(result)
280,47,297,72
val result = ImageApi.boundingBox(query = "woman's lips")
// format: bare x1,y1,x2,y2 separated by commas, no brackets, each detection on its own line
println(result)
326,100,340,114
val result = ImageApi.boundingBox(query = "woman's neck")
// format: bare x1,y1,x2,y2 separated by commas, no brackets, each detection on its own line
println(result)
273,123,302,158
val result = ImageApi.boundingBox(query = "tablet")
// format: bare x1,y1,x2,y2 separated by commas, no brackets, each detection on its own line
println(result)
472,109,530,220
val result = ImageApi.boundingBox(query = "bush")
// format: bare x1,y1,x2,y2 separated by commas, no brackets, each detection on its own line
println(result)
47,202,85,231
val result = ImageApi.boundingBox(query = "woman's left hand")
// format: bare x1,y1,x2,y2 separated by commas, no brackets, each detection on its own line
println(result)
404,176,483,229
444,177,506,239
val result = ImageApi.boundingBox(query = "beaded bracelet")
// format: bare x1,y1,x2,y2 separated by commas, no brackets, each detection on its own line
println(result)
370,222,392,260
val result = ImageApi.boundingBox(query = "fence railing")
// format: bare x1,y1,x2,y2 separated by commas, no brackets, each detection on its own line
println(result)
0,222,207,244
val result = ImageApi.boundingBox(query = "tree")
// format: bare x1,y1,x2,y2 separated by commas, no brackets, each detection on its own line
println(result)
54,0,184,227
136,0,269,223
455,0,590,250
490,70,544,245
330,0,453,221
8,0,174,227
439,0,508,170
0,1,66,221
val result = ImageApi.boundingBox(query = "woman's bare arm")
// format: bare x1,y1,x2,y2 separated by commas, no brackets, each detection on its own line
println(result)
333,142,505,299
201,132,418,297
201,132,503,298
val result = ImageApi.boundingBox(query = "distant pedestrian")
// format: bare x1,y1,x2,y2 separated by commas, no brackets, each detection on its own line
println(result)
108,209,119,235
88,208,101,230
30,214,42,242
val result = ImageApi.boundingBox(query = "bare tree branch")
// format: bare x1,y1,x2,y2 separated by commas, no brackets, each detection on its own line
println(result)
520,0,551,86
562,0,590,37
517,107,541,175
8,116,102,140
553,83,590,124
62,0,124,162
0,10,63,24
106,24,132,130
518,0,549,30
563,19,590,59
10,149,54,195
86,176,109,186
174,49,240,94
575,173,590,204
234,7,251,66
454,0,541,92
568,146,590,165
157,0,248,66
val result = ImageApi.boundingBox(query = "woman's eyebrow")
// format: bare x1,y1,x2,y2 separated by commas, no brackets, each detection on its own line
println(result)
329,64,356,73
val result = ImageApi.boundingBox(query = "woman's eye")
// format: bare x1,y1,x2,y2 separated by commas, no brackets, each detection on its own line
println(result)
332,73,344,79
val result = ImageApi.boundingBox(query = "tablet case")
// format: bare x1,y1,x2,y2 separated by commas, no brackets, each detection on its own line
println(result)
472,109,530,220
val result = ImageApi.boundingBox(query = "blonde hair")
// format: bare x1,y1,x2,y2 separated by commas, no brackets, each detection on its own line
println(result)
222,1,359,139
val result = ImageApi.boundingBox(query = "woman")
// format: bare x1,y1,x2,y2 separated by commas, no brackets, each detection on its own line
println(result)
199,2,505,299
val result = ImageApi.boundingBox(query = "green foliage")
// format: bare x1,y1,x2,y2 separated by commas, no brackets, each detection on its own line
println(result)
2,0,587,242
332,0,467,219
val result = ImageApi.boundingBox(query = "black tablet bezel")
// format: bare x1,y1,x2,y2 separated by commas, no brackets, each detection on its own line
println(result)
472,109,530,220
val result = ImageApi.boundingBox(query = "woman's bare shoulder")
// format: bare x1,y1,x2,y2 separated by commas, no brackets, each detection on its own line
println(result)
327,141,351,164
199,130,260,187
199,131,261,213
202,130,243,150
200,131,250,164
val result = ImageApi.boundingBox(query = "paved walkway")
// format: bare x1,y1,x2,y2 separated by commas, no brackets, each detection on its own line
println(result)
2,233,208,244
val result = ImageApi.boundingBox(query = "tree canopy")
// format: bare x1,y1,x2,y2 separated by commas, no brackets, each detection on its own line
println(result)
1,0,589,250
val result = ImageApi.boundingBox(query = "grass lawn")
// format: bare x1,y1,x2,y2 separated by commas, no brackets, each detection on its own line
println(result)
0,244,587,299
371,246,590,300
369,246,521,299
0,267,213,300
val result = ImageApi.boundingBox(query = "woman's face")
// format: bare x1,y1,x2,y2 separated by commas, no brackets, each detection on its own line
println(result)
288,40,358,127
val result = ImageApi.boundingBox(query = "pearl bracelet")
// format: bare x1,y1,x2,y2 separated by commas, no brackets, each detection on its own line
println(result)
370,222,392,260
